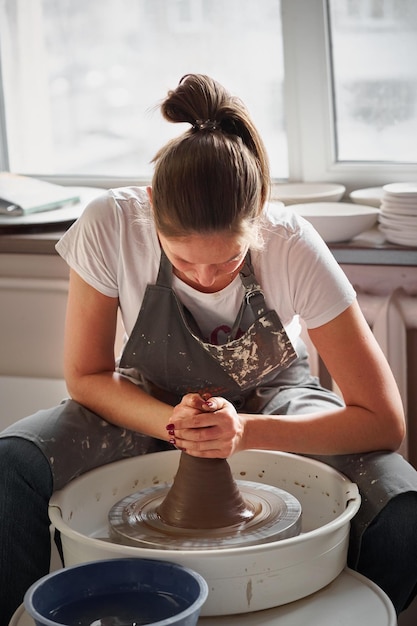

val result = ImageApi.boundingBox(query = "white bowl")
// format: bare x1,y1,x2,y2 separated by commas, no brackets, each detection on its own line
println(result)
349,187,383,208
49,450,360,617
271,183,346,205
291,202,380,243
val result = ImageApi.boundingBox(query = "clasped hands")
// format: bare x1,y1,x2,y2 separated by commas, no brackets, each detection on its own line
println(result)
166,392,245,458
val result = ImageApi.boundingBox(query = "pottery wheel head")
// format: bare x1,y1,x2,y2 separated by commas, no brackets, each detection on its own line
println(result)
108,479,302,550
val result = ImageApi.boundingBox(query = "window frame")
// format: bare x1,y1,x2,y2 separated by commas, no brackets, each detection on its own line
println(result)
0,50,9,173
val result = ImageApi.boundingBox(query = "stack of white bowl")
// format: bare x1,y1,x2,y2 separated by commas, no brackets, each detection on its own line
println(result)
379,182,417,246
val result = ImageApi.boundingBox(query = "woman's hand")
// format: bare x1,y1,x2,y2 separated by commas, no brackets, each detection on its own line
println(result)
166,393,245,458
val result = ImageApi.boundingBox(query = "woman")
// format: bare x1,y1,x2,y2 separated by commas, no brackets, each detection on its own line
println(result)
1,74,417,624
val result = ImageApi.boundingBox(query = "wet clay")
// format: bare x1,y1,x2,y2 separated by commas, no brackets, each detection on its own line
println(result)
156,452,256,529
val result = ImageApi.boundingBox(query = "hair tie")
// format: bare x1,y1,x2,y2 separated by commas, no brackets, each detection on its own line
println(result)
194,119,220,131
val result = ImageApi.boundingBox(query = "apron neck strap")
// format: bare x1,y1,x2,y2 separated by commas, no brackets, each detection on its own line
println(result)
157,248,266,316
239,252,267,316
156,248,174,288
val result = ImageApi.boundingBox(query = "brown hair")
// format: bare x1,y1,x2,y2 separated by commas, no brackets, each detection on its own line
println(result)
151,74,270,245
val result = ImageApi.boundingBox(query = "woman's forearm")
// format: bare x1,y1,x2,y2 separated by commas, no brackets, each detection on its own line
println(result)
66,370,173,442
167,392,405,459
241,404,405,456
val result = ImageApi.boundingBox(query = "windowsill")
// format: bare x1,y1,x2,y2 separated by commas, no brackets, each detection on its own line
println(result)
329,227,417,266
0,226,416,266
0,228,65,255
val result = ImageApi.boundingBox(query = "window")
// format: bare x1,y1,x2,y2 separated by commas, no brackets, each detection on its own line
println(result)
1,0,417,188
328,0,417,163
0,0,286,180
280,0,417,189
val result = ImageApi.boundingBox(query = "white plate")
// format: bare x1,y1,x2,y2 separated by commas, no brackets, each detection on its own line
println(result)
379,226,417,246
271,183,345,205
290,202,379,243
381,196,417,207
381,201,417,216
0,187,103,230
383,182,417,197
379,225,417,237
349,187,383,208
379,214,417,230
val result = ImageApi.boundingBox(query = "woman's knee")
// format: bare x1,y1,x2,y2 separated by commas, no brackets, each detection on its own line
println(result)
0,437,53,499
359,491,417,559
356,491,417,613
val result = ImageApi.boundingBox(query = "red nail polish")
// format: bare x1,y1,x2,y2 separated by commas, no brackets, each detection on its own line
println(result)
166,424,174,431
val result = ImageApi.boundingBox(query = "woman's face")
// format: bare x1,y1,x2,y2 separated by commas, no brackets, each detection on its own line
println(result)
158,231,248,292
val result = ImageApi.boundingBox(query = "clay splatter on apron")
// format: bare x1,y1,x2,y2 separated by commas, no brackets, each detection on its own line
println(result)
189,312,297,390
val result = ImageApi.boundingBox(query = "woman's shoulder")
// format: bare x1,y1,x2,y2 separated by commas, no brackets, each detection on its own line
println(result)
109,185,150,205
263,201,307,236
69,186,155,242
56,186,155,259
87,186,151,220
261,201,326,255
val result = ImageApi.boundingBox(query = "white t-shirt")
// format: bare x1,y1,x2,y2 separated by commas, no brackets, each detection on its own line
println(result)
55,187,356,347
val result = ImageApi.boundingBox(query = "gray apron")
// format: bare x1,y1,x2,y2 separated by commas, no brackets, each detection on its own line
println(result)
117,250,298,408
2,250,417,566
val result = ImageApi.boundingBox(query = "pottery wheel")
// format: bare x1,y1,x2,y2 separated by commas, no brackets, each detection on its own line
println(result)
108,452,302,550
108,480,302,550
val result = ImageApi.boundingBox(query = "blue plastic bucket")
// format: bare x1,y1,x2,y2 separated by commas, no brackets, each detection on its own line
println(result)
24,557,209,626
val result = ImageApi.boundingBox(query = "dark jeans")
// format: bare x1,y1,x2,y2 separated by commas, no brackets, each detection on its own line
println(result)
0,439,53,626
1,437,417,625
355,492,417,613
